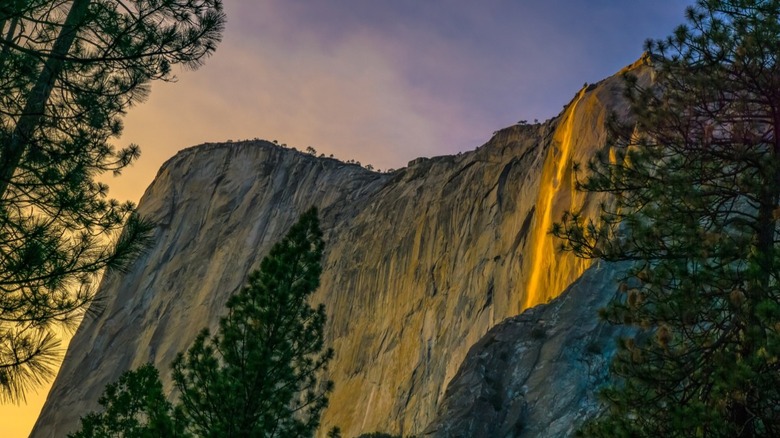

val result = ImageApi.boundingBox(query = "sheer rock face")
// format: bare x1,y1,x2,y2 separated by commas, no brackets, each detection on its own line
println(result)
424,262,632,438
33,60,650,437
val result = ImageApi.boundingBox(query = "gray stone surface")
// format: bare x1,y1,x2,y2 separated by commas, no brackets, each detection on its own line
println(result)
424,262,632,438
32,59,651,437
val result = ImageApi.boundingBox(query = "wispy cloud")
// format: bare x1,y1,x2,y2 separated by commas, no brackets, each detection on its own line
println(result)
111,0,689,204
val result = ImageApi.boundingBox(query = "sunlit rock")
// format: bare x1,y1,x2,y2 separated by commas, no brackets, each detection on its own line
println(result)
33,58,651,437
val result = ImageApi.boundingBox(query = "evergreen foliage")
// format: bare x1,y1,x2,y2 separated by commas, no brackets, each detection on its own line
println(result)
67,364,186,438
0,0,225,402
73,208,334,437
555,1,780,436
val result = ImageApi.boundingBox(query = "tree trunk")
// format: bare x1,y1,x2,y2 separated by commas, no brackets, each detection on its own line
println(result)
0,0,92,198
735,109,780,438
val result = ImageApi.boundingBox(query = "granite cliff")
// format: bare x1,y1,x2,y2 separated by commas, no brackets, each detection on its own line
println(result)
424,262,632,437
32,58,651,437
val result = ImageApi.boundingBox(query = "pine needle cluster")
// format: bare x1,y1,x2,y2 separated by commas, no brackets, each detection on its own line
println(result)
72,209,334,438
556,1,780,436
0,0,225,402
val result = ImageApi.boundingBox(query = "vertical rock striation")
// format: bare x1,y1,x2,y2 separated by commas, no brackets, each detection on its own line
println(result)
33,59,651,437
423,262,633,437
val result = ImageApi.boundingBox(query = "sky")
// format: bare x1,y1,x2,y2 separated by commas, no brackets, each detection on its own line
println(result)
104,0,689,204
2,1,692,437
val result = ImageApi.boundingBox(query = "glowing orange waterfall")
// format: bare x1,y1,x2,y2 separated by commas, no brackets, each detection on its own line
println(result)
522,88,588,310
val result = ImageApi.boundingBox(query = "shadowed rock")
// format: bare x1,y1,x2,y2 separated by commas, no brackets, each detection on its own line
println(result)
424,262,632,437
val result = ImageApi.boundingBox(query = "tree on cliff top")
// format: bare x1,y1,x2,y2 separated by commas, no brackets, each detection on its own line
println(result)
71,208,335,437
556,1,780,436
0,0,225,403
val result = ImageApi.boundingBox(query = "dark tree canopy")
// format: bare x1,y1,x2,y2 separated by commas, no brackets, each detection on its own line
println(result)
173,207,333,437
72,208,334,438
556,1,780,436
0,0,224,402
68,363,187,438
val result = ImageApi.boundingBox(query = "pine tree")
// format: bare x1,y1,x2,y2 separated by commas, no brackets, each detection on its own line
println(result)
556,1,780,436
72,209,335,437
0,1,225,402
67,364,187,438
172,207,334,437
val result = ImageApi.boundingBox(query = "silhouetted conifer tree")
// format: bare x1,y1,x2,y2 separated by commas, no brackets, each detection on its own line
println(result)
72,209,334,437
556,1,780,436
0,0,224,401
68,364,187,438
172,207,333,437
0,0,225,402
